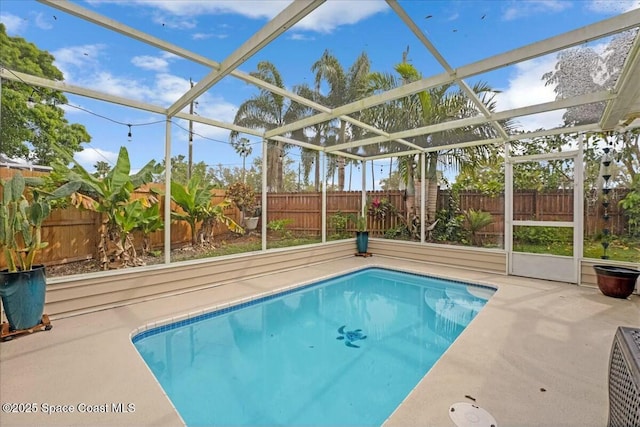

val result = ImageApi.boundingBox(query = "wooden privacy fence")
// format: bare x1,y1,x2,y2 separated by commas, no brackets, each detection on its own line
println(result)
437,189,629,240
266,191,406,237
0,164,631,268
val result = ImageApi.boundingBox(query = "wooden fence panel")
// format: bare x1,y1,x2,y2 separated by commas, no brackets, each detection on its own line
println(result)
0,165,632,267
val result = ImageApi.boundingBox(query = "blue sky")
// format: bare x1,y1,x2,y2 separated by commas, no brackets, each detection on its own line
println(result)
1,0,637,189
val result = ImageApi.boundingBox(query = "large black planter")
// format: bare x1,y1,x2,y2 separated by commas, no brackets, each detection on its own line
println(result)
0,266,47,330
593,265,639,299
356,231,369,254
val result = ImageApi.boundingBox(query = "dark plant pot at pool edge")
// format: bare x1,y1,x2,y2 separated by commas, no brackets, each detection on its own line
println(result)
356,231,369,254
0,266,47,330
593,265,640,299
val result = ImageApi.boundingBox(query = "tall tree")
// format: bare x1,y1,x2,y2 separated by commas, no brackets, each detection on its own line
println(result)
0,24,91,164
312,50,371,190
93,161,111,179
543,29,637,128
230,61,309,192
156,155,217,187
367,59,509,222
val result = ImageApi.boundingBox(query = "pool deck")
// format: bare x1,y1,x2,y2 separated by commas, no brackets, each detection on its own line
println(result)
1,255,638,427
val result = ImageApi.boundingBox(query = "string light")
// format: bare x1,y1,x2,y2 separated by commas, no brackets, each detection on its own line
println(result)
26,90,37,108
4,65,352,172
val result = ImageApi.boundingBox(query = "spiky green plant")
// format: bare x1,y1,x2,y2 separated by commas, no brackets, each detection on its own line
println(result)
1,172,80,271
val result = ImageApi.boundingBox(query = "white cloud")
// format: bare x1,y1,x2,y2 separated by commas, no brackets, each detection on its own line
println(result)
131,55,169,72
83,0,387,34
503,0,572,21
587,0,638,13
295,1,388,33
151,11,196,30
139,0,289,19
288,33,315,41
33,12,53,30
495,55,565,132
1,13,27,34
52,44,107,81
74,147,119,170
192,32,228,40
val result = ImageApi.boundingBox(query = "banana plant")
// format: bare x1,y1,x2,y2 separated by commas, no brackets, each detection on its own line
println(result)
171,176,242,246
1,172,80,272
136,202,164,255
50,145,163,269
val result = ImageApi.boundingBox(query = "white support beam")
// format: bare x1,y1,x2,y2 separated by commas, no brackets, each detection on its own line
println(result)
37,0,333,116
507,123,600,142
1,68,166,115
264,72,452,138
420,151,426,243
321,152,327,243
1,68,265,138
174,112,264,138
261,139,268,252
425,138,503,153
600,28,640,130
388,0,511,142
163,119,172,265
338,115,422,150
325,150,364,162
458,9,640,78
326,91,612,154
269,135,327,152
365,149,423,161
508,150,580,164
264,10,640,141
167,0,325,117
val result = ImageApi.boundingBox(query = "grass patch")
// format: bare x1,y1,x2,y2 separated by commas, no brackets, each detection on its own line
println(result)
514,239,639,262
192,236,323,258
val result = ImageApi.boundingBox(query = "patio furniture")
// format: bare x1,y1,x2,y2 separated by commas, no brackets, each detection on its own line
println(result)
608,326,640,427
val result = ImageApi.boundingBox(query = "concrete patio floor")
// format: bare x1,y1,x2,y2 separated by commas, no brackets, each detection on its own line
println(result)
1,255,638,427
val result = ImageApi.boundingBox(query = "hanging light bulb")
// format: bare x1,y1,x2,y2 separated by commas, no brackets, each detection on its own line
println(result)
127,124,132,142
26,90,36,108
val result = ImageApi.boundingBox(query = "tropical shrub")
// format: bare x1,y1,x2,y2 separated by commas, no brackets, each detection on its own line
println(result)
464,209,493,246
329,211,350,238
50,146,162,269
619,175,640,237
171,176,242,246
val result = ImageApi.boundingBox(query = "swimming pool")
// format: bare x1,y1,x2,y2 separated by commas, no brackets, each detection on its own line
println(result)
132,267,495,426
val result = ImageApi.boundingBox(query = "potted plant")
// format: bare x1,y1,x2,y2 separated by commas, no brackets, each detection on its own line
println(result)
0,172,80,335
225,182,259,231
593,265,640,299
592,138,639,299
355,214,369,255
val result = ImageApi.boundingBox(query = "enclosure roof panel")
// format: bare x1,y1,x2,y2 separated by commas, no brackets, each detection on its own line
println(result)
1,1,639,160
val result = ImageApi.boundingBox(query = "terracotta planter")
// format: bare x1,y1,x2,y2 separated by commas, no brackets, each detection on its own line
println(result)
593,265,639,299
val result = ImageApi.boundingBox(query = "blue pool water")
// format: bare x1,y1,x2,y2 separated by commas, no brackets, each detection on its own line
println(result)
133,267,494,426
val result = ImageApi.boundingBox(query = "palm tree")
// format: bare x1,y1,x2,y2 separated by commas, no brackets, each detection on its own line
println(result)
231,61,310,192
93,161,111,179
312,50,371,190
373,61,509,223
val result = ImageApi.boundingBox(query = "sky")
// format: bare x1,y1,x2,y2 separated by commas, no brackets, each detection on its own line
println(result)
1,0,638,190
